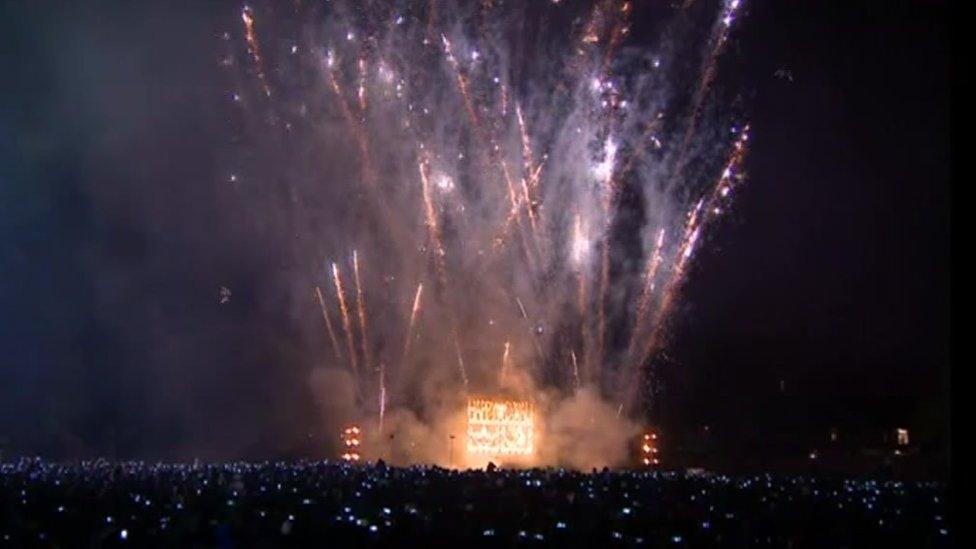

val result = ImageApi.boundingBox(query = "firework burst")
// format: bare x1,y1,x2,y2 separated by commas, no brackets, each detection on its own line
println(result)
224,0,751,433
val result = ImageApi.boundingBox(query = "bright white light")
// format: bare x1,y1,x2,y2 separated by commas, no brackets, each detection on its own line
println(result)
377,63,395,83
435,174,454,192
591,138,618,181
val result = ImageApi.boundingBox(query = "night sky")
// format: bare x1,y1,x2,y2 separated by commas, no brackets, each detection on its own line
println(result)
1,1,950,461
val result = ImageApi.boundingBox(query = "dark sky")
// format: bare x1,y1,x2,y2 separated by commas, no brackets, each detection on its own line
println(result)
664,0,950,443
0,1,950,460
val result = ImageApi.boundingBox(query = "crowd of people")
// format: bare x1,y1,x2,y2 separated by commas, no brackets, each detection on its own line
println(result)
0,458,949,547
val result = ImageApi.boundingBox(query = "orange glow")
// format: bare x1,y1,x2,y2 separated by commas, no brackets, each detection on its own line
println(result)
466,398,535,456
341,425,362,462
896,428,910,446
640,431,659,468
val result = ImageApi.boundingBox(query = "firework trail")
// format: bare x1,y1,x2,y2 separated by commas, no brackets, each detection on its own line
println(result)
323,45,420,260
352,250,372,374
240,6,271,98
441,34,481,132
626,196,706,384
224,0,752,428
672,0,745,175
515,104,540,194
600,1,633,76
417,154,449,289
357,56,369,112
626,227,666,360
314,286,343,360
515,296,528,320
596,231,611,373
594,137,620,374
570,349,581,392
402,282,424,360
500,340,511,387
514,105,541,234
331,261,359,380
378,362,387,432
501,160,536,272
454,332,469,389
623,125,750,407
325,50,375,191
573,213,593,384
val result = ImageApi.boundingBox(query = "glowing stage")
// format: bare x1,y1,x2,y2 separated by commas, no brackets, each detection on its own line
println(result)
466,398,535,457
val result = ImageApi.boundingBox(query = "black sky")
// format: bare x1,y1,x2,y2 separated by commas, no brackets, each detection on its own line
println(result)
663,0,950,442
0,1,951,460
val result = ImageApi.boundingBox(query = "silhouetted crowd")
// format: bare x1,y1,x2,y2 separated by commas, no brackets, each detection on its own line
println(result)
0,458,950,547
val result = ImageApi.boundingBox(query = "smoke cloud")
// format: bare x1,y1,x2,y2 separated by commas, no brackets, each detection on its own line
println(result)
2,0,747,464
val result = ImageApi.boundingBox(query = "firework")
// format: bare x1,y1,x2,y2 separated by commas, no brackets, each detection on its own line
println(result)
626,228,666,360
402,282,424,359
225,0,751,451
500,341,511,387
673,0,746,175
378,363,387,432
570,349,581,391
454,333,469,389
441,34,481,131
624,126,751,404
314,286,343,360
352,250,372,373
331,261,359,380
240,6,271,97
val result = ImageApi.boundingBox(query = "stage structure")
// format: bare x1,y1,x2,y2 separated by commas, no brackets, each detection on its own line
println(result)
466,398,535,457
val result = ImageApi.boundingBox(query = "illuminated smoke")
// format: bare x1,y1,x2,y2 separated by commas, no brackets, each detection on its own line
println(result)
225,0,751,467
